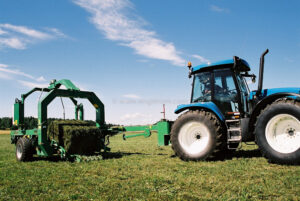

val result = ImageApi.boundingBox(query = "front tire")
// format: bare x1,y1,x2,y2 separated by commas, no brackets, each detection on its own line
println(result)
16,137,33,162
255,99,300,165
170,110,226,161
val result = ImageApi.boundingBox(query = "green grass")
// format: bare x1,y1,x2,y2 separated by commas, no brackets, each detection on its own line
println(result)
0,134,299,200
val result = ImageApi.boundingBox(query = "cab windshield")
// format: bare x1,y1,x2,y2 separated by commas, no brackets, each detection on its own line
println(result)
192,72,212,102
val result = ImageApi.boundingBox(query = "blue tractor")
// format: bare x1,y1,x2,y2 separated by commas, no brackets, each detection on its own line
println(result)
171,49,300,165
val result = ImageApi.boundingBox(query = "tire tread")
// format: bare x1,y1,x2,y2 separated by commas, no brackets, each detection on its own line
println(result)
16,137,33,162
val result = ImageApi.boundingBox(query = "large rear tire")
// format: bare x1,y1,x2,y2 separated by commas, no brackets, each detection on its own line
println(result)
170,110,226,161
255,99,300,165
16,137,33,162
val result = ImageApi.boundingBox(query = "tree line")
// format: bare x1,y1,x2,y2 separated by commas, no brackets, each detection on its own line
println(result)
0,117,38,130
0,117,119,130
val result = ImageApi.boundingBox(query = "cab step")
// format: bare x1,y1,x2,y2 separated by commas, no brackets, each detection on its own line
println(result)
225,119,242,150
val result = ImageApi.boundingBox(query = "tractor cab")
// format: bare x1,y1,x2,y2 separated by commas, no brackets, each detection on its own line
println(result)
190,57,253,118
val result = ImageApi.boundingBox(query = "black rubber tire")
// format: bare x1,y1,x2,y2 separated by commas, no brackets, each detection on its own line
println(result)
16,137,33,162
170,110,226,161
255,99,300,165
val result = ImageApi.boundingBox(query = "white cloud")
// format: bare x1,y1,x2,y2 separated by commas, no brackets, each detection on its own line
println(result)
0,28,7,35
18,80,48,89
192,54,211,65
0,72,12,80
0,64,47,83
45,27,68,38
0,37,26,49
36,76,47,82
0,24,51,39
118,111,160,125
0,64,48,89
72,81,89,91
0,64,8,68
123,94,141,99
0,23,66,50
120,112,153,124
0,65,34,79
121,113,144,121
210,5,230,13
137,59,149,63
73,0,185,66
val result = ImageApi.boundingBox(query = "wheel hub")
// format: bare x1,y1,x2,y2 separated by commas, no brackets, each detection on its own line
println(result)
287,128,295,137
195,133,201,140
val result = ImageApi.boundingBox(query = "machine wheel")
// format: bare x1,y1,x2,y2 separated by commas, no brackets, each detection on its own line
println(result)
16,137,33,162
170,110,226,161
255,99,300,165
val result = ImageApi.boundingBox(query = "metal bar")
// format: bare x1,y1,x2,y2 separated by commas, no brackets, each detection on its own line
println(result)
121,120,172,146
21,88,50,102
123,129,151,140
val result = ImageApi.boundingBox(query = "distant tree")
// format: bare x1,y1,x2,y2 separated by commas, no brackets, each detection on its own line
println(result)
24,117,38,129
0,117,39,129
0,117,12,129
106,123,121,128
0,117,114,130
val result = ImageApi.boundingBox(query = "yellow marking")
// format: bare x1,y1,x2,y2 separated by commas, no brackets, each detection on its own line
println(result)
93,104,99,108
14,120,18,125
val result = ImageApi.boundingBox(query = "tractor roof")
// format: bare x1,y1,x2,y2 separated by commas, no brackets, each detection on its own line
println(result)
191,57,250,74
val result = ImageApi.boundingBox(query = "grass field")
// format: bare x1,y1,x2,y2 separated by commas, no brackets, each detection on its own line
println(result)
0,133,299,200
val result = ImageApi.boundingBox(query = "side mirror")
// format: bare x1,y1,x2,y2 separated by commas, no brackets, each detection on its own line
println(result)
252,76,256,83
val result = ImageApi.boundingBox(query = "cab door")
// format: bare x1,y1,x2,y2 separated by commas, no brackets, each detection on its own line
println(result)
235,73,250,115
213,69,240,115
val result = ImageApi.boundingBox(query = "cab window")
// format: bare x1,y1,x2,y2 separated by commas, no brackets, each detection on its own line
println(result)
192,72,212,102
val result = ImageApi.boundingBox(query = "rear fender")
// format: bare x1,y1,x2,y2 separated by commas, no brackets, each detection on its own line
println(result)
249,92,300,133
175,102,225,122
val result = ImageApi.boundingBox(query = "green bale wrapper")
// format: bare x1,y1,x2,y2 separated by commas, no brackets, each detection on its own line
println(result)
48,120,104,155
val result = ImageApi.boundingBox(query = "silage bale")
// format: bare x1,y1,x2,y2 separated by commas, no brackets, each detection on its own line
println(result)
47,120,104,155
62,126,104,155
48,120,93,145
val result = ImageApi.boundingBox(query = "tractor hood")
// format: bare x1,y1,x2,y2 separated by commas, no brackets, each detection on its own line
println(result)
250,88,300,100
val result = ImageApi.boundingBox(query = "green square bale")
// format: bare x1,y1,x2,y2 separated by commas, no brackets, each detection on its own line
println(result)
48,120,94,145
48,120,104,155
63,126,103,155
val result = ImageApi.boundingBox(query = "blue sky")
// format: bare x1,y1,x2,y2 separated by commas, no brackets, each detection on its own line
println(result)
0,0,299,125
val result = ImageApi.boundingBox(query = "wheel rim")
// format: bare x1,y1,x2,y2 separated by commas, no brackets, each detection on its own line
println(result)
178,121,210,155
16,143,22,159
265,114,300,154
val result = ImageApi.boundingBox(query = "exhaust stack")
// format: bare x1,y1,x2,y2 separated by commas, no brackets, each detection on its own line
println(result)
256,49,269,96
